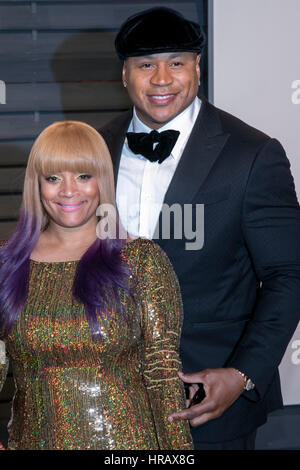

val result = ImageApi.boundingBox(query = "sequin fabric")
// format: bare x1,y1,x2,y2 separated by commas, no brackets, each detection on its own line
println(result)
0,238,193,450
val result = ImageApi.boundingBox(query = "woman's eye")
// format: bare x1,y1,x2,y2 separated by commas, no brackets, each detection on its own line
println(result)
45,175,60,182
77,174,92,180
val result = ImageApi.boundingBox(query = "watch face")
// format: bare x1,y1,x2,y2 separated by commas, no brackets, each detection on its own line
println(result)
246,379,255,391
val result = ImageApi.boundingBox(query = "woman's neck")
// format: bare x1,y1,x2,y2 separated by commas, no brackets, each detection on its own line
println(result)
31,219,99,262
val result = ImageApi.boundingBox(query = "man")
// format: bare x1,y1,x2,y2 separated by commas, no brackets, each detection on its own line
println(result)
100,7,300,450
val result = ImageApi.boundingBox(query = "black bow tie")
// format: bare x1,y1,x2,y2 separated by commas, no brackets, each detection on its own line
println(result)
126,129,180,164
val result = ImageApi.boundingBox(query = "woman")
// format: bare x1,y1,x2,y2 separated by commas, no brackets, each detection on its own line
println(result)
0,121,193,450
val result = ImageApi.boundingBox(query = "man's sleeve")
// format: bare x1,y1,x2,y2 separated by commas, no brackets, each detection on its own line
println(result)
227,138,300,401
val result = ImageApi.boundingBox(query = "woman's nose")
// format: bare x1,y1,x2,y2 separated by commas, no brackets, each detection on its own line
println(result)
59,176,78,197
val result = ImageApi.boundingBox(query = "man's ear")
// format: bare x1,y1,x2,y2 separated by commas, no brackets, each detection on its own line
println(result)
196,54,201,80
122,62,127,85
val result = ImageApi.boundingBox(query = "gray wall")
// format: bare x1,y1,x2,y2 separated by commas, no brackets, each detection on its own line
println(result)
211,0,300,407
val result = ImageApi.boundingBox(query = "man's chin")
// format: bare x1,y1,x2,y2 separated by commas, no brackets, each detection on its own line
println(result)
147,113,178,129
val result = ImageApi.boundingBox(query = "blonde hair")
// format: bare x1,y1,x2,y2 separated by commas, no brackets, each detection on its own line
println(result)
23,120,116,230
1,123,129,338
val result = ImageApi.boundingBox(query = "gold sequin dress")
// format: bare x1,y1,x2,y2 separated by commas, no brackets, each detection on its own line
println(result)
0,238,193,450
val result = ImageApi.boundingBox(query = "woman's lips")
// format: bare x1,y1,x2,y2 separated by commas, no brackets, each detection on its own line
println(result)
56,201,86,212
148,94,176,106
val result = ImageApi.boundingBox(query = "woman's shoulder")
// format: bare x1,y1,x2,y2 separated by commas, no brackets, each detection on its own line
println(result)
122,237,164,260
121,237,172,272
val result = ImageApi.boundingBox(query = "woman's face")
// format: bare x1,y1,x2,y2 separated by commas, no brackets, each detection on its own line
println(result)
39,171,100,230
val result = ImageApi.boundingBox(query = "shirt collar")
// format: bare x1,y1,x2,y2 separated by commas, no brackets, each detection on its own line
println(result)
130,97,201,161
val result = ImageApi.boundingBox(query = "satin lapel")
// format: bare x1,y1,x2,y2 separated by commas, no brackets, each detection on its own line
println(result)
156,98,230,248
103,111,132,185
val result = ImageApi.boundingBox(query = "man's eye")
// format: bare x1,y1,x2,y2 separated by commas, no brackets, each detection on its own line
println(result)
141,63,152,69
171,62,182,67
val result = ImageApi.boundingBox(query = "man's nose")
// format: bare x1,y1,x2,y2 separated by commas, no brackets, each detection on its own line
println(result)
150,64,173,86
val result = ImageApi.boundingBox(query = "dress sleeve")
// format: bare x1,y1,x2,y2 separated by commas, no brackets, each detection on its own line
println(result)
135,240,193,450
0,242,9,449
0,342,9,450
0,239,9,392
0,340,9,393
0,243,9,394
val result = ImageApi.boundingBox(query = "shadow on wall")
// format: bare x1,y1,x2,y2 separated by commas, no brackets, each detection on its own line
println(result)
50,30,131,126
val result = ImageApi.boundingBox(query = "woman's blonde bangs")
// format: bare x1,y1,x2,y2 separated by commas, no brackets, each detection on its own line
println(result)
23,121,116,227
29,121,108,178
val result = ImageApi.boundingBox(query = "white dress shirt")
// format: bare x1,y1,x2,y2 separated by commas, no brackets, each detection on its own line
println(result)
116,97,201,239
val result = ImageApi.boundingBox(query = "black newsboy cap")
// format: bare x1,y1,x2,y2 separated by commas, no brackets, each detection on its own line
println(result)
115,7,206,61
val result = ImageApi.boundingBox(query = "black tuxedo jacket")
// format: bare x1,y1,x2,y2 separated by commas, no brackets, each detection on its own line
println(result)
100,96,300,443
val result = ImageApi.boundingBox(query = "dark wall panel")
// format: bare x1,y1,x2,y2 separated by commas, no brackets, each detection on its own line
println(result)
0,2,198,30
4,82,130,112
0,111,122,139
0,139,34,165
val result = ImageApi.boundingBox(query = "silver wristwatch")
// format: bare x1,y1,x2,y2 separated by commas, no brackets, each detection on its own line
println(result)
235,369,255,391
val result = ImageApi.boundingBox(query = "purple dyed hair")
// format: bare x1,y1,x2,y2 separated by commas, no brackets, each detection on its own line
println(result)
0,121,130,339
0,211,40,336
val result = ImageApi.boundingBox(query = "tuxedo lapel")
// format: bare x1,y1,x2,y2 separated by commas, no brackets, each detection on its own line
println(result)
164,97,230,206
156,97,230,248
101,110,132,185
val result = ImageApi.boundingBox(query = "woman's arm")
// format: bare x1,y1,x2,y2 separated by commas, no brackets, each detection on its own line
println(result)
136,240,193,450
0,340,8,390
0,340,9,450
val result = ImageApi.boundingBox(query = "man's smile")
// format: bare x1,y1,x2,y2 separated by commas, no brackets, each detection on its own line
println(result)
148,93,177,105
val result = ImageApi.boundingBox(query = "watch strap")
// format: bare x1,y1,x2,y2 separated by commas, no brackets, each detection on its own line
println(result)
234,369,255,391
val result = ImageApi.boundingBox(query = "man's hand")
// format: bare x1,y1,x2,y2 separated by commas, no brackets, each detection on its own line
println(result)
169,368,245,427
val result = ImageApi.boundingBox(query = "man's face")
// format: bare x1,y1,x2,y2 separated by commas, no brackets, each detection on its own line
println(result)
122,52,201,129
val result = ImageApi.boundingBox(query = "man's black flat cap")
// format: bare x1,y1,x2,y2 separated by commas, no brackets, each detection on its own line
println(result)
115,7,206,60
